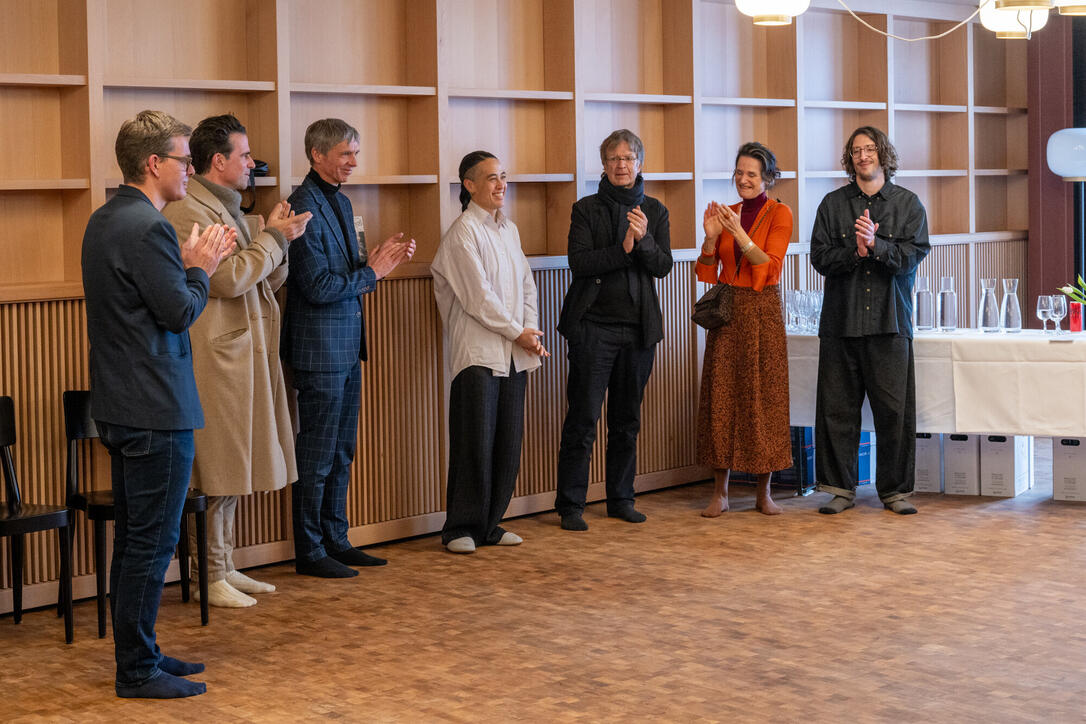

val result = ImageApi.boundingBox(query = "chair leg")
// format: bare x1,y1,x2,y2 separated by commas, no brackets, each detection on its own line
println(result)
58,523,76,617
178,512,191,603
94,519,108,639
196,509,209,626
58,525,74,644
11,534,23,624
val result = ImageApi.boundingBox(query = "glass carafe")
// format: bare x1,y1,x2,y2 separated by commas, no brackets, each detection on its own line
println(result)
937,276,957,332
978,278,1000,332
914,276,934,331
1000,278,1022,333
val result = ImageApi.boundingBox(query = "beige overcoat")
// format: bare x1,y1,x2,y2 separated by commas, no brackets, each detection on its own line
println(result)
163,175,298,496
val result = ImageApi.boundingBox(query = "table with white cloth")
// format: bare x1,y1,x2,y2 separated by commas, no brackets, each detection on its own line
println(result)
787,330,1086,437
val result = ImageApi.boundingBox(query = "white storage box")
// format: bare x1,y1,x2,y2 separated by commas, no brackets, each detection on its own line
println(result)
1053,437,1086,501
914,433,942,493
943,434,980,495
979,435,1032,497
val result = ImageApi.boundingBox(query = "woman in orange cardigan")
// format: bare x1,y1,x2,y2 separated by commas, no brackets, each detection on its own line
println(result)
696,142,793,517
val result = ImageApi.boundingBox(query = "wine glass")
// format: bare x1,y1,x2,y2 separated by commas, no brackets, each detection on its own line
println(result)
1050,294,1067,334
1036,295,1052,333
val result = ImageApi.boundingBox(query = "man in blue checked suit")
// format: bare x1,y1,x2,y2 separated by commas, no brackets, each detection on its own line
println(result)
283,118,416,578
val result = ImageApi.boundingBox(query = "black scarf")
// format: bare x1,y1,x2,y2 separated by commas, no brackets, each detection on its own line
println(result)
597,173,645,248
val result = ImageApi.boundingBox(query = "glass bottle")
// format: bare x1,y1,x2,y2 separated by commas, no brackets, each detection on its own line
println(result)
1000,278,1022,333
937,276,957,332
914,276,934,331
978,278,1000,332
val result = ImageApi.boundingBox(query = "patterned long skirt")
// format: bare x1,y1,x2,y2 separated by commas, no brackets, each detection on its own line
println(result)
696,284,792,473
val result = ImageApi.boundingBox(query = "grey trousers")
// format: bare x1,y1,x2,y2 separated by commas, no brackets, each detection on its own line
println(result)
188,494,237,582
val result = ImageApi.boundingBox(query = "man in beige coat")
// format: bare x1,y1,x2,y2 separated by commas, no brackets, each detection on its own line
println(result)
164,114,311,607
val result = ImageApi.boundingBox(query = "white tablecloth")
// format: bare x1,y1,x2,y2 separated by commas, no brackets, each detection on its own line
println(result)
787,330,1086,436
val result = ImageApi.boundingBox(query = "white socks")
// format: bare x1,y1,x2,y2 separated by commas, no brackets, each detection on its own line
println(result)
196,579,256,608
446,537,476,554
226,570,276,594
497,531,523,546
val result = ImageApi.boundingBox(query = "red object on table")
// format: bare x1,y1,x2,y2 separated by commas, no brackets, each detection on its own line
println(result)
1070,301,1083,332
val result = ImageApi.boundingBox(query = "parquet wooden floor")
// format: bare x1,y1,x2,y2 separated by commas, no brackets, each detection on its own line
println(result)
3,441,1085,723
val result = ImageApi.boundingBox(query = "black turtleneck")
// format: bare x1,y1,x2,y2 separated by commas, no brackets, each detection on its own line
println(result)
307,168,355,257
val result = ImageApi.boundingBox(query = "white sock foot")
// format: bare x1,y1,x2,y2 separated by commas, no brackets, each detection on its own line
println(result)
195,579,257,608
226,570,276,594
446,536,476,554
497,531,523,546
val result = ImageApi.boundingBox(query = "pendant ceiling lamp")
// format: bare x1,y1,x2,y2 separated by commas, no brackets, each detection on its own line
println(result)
1047,129,1086,182
735,0,810,26
979,1,1050,37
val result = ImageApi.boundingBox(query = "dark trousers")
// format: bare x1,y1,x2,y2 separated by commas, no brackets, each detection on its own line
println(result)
442,364,527,545
555,321,656,515
291,363,362,562
98,422,194,687
815,335,915,502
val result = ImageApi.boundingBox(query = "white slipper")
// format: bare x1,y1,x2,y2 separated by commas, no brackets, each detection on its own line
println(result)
226,570,276,594
194,579,257,608
446,536,476,554
497,531,523,546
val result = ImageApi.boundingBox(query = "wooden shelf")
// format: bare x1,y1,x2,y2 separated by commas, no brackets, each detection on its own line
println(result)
703,171,797,181
0,179,90,191
974,169,1029,176
805,171,849,179
931,231,1028,246
0,73,85,87
107,176,281,189
803,100,888,110
700,97,795,108
0,280,84,304
103,78,275,92
291,175,438,187
582,92,692,105
896,169,969,178
974,106,1028,115
448,88,573,101
290,83,436,97
894,103,968,113
446,174,575,184
641,172,694,181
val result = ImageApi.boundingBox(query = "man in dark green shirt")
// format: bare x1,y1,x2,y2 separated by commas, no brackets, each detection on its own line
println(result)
810,126,931,515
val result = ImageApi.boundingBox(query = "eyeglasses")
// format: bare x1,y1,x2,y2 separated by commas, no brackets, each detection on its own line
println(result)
158,153,193,169
605,155,638,166
849,145,878,159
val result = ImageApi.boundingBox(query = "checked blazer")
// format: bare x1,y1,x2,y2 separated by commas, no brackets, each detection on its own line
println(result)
282,173,377,373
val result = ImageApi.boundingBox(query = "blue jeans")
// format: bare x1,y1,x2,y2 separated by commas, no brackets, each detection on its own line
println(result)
98,422,194,687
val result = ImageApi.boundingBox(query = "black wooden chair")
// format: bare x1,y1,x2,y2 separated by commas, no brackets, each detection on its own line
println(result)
1,396,73,643
62,390,210,636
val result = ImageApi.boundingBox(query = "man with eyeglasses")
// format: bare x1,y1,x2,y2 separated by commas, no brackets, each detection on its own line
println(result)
810,125,931,515
554,129,673,531
82,110,236,697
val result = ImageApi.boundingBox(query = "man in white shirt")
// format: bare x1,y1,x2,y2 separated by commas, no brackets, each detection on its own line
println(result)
430,151,549,554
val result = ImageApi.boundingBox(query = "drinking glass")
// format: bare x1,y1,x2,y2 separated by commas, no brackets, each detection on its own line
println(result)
1000,278,1022,333
914,276,934,331
1050,294,1067,334
1036,295,1052,333
937,276,957,332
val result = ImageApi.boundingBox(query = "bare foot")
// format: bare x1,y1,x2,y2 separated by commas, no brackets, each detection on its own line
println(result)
701,496,729,517
756,497,783,515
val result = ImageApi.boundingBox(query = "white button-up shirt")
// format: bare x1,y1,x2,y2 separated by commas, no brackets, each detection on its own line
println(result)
431,201,542,380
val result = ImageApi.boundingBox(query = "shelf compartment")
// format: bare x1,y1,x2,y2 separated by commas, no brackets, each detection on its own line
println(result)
894,110,968,170
974,112,1029,171
338,183,441,264
973,24,1028,109
445,97,574,179
0,0,86,76
580,178,697,250
0,85,89,182
290,93,438,181
449,89,574,101
446,180,577,256
891,17,968,106
442,0,573,94
907,176,970,236
975,175,1028,234
802,107,889,173
0,188,91,290
578,0,692,96
800,9,887,104
583,101,694,177
700,0,796,100
290,0,436,87
104,0,276,85
700,105,797,176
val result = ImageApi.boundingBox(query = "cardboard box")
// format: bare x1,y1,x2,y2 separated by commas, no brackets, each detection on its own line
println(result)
979,435,1032,497
1052,437,1086,501
943,434,980,495
914,433,943,493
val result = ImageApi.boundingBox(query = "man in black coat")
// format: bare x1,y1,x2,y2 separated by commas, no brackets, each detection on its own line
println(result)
82,110,234,698
555,129,673,531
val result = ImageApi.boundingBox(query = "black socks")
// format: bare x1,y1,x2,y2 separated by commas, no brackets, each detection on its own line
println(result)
330,547,387,567
116,671,206,699
159,655,205,676
296,555,359,578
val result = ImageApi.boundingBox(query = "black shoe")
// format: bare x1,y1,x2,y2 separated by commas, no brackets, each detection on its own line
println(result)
330,547,388,567
295,555,359,578
560,512,588,531
607,506,646,523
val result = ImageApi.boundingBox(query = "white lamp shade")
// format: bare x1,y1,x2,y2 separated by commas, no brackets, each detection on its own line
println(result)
1055,0,1086,14
735,0,810,25
979,2,1050,37
1047,128,1086,181
995,0,1053,8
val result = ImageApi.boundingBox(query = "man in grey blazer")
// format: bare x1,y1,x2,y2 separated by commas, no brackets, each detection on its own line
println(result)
82,110,235,698
282,118,415,578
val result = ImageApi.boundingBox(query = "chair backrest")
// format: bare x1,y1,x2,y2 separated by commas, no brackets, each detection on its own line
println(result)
62,390,97,502
0,396,22,515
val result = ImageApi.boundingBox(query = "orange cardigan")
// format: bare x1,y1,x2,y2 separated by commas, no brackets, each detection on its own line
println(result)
695,199,794,291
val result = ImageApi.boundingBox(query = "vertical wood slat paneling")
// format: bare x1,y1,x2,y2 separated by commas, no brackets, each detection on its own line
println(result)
973,239,1028,314
918,243,971,325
